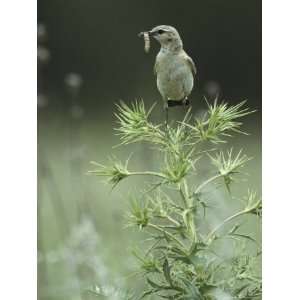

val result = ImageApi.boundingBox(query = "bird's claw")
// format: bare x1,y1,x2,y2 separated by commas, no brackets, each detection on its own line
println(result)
182,98,190,106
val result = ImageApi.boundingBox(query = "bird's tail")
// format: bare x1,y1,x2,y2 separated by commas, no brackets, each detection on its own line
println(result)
167,99,190,107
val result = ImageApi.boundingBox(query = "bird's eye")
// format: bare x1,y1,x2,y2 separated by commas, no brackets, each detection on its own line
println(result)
158,29,165,34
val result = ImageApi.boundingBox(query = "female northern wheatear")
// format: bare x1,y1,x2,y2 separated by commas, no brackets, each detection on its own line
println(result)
140,25,197,125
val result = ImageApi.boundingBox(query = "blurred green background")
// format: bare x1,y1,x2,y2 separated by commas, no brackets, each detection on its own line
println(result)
38,0,261,299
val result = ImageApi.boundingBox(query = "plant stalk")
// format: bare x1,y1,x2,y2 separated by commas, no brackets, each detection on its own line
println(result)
148,223,186,250
206,207,253,243
194,174,222,195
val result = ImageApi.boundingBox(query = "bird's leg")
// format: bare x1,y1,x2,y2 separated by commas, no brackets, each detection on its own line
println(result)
182,96,190,106
183,97,191,116
164,101,169,130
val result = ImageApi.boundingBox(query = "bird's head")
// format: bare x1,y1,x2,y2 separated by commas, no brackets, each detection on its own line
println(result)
149,25,183,52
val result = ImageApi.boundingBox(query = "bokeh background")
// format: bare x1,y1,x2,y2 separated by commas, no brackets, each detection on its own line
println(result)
38,0,261,299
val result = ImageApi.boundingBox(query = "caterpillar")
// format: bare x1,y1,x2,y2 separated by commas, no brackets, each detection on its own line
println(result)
138,31,150,53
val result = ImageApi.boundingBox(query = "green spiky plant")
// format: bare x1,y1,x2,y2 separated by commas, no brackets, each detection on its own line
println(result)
89,99,262,300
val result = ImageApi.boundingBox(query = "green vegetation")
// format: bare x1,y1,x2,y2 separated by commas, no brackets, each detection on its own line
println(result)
90,99,262,299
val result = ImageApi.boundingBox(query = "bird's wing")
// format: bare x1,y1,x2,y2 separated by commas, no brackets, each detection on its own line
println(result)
184,54,197,75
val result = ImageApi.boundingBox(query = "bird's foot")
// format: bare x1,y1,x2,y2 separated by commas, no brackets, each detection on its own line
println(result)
182,97,190,106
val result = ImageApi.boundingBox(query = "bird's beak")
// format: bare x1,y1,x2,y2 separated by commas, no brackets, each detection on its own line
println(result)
137,30,157,39
148,30,157,37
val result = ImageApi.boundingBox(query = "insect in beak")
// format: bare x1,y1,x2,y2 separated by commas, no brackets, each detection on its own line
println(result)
138,31,151,53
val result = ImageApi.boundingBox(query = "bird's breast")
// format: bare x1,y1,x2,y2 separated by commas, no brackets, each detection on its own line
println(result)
156,53,194,100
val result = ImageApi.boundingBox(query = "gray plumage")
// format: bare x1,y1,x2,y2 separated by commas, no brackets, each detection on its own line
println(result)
150,25,197,106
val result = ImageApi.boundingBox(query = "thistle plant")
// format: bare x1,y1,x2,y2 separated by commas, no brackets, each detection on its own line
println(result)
90,99,262,300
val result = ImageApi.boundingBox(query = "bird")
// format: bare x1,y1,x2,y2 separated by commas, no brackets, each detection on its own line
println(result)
141,25,197,126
